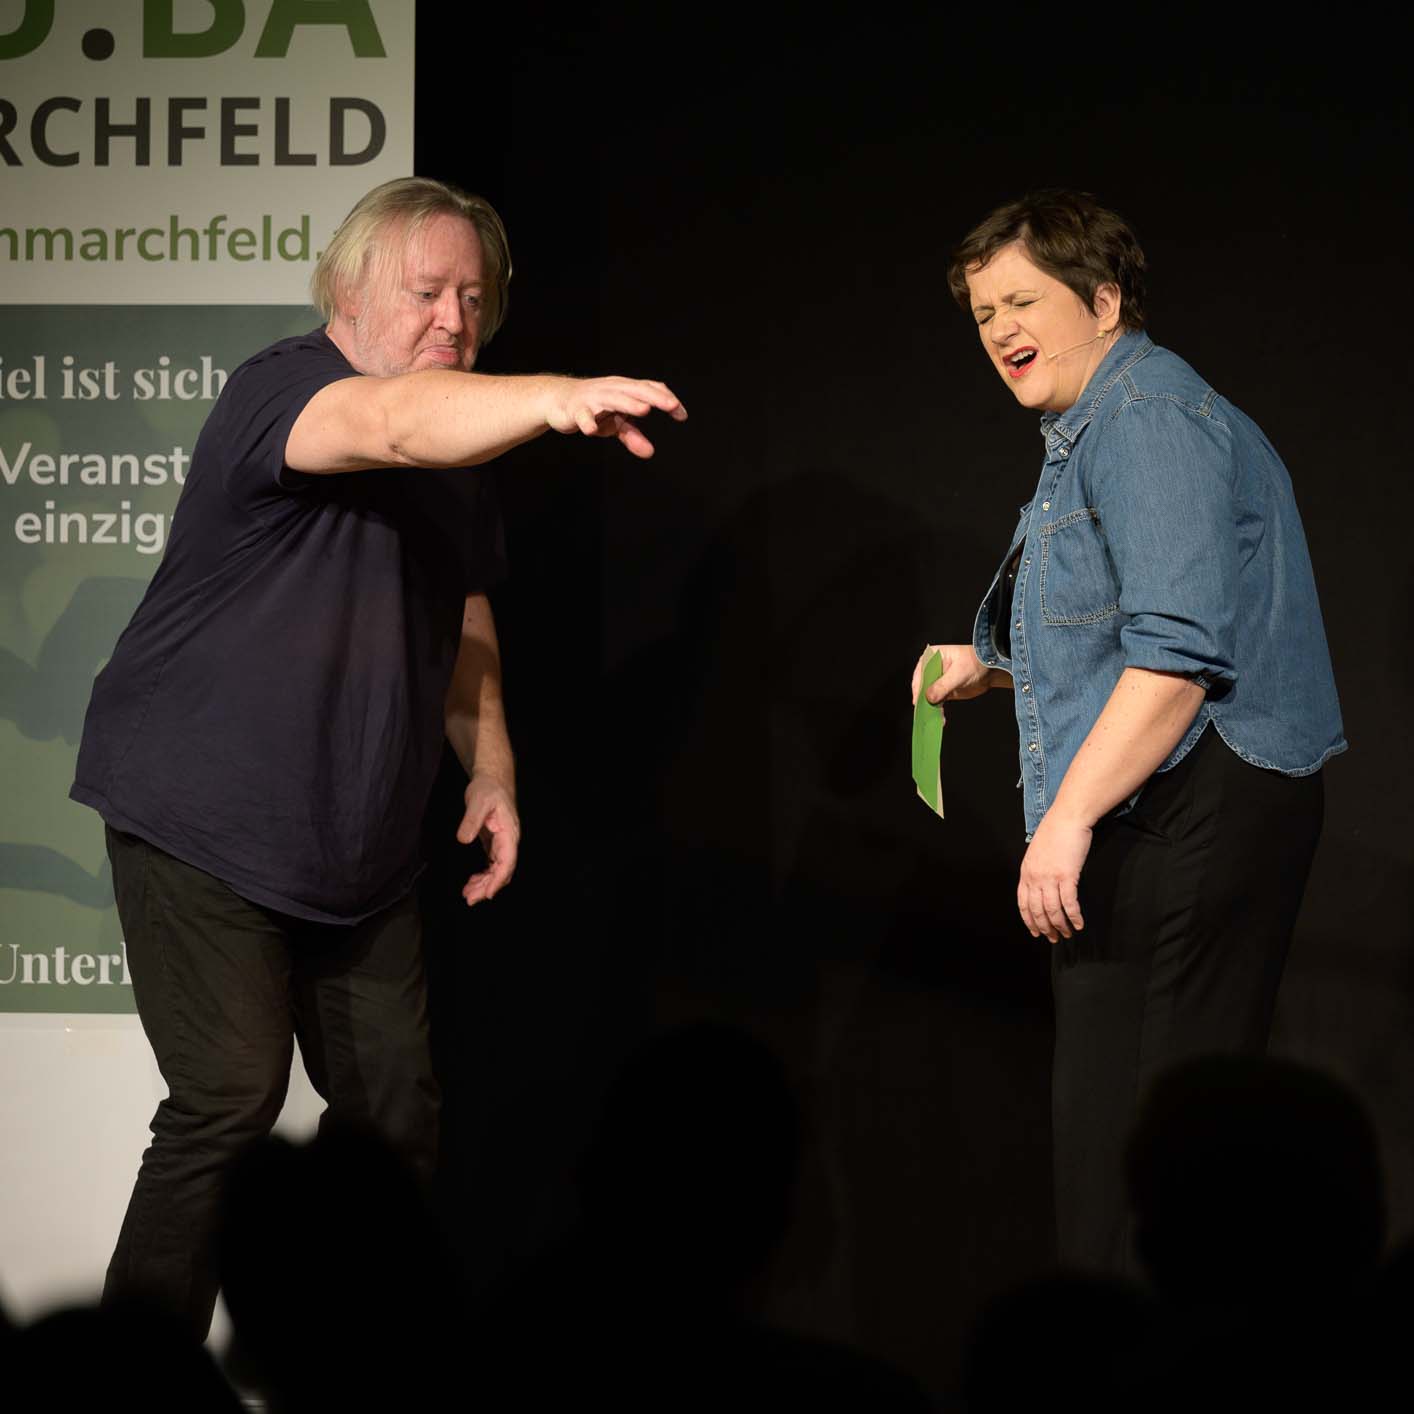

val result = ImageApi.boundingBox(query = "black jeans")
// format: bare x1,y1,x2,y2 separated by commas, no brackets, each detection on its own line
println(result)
103,826,440,1336
1050,727,1324,1276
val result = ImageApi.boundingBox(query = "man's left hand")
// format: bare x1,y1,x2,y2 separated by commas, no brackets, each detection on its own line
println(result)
1017,812,1091,943
456,772,520,906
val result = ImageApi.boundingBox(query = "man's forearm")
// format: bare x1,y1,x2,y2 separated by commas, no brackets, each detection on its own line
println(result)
445,595,516,792
451,694,515,790
1046,667,1206,827
382,371,564,470
290,368,684,475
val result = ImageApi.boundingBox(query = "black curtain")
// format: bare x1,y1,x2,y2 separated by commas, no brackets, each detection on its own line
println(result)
415,5,1413,1395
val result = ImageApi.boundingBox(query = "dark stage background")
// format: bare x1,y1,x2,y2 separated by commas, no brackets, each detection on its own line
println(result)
412,5,1412,1397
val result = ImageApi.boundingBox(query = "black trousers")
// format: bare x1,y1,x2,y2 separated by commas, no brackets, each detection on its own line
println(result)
1050,727,1324,1275
102,826,440,1337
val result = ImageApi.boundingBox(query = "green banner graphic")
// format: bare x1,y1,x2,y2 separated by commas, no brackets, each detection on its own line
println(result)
0,305,315,1012
1,0,413,1017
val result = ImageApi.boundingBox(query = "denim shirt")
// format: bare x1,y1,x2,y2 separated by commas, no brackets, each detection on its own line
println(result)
971,331,1346,837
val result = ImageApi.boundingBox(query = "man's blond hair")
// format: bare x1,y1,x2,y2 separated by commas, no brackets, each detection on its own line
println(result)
310,177,512,346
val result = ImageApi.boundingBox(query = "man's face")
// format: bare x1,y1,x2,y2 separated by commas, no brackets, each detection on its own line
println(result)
347,212,485,377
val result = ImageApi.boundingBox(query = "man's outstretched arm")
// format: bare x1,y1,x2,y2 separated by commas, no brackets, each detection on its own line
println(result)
286,370,687,474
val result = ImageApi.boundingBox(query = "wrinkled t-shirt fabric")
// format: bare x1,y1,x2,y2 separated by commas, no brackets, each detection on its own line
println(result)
71,329,507,923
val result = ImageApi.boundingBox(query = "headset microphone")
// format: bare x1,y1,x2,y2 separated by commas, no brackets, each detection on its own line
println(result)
1045,329,1113,362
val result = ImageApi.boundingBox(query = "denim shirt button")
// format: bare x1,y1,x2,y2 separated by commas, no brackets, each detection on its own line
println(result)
1041,500,1051,510
1027,742,1038,751
1021,683,1031,692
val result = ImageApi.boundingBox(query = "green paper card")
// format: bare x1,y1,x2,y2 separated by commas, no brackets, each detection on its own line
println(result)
911,651,946,817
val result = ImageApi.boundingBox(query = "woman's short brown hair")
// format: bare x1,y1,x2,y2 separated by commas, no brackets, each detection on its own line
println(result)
947,190,1147,331
310,176,512,347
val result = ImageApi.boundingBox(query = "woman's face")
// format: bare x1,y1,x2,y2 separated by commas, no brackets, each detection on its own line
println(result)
964,241,1120,414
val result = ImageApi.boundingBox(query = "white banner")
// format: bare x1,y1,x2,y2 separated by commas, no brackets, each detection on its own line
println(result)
1,0,414,304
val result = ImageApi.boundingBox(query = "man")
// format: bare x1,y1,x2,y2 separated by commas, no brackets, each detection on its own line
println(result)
70,176,686,1336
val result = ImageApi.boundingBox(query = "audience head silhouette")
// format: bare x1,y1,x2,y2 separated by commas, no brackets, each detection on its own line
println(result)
1126,1054,1383,1306
577,1021,802,1299
217,1119,459,1408
9,1298,241,1410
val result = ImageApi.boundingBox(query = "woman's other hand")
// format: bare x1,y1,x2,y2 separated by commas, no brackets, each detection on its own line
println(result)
911,643,1008,705
1017,812,1091,942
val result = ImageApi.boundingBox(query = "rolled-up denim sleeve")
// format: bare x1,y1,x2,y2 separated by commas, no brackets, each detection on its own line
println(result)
1091,396,1239,684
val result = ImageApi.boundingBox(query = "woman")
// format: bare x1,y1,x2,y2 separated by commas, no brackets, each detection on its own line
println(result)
912,190,1345,1274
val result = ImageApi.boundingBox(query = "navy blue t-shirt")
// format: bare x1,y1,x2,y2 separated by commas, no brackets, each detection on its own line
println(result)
71,329,507,923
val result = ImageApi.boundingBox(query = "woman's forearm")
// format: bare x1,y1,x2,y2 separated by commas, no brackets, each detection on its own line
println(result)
1046,666,1206,827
